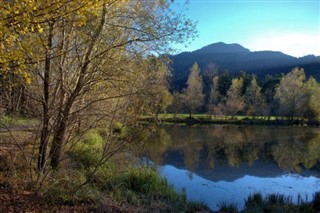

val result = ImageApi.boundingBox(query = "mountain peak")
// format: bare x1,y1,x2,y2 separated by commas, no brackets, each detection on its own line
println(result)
194,42,250,54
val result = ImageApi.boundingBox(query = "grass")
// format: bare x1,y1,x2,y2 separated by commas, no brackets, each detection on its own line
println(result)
141,113,308,125
219,201,238,212
0,124,209,212
243,193,316,213
0,115,39,130
215,192,319,212
1,121,318,212
49,128,209,212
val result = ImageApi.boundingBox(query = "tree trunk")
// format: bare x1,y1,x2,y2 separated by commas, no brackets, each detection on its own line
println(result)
37,21,54,172
49,118,67,169
49,5,106,169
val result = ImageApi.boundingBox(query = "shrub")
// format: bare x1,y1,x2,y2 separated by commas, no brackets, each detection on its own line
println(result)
69,130,104,168
44,170,87,203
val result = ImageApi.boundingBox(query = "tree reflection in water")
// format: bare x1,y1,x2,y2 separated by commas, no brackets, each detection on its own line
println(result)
138,125,320,210
140,125,320,178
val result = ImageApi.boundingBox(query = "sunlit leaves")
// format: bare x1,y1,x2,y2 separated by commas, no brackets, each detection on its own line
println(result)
182,63,205,116
272,67,320,122
224,77,245,115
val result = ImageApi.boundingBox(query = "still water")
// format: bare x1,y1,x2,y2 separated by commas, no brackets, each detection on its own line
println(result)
139,124,320,210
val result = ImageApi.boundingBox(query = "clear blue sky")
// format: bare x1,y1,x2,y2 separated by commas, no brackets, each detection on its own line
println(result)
172,0,320,57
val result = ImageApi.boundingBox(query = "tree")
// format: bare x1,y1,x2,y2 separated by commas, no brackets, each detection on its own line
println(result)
303,77,320,122
245,77,265,116
1,0,197,175
218,70,232,97
239,71,252,96
261,74,281,116
169,91,184,116
182,63,205,118
202,63,218,103
208,76,221,114
274,68,306,118
140,56,173,120
224,77,245,115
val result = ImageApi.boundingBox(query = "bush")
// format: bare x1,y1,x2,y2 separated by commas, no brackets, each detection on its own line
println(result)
104,166,178,200
45,170,100,205
69,130,104,168
100,166,208,211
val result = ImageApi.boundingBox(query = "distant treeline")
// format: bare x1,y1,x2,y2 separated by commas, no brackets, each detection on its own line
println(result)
166,63,320,122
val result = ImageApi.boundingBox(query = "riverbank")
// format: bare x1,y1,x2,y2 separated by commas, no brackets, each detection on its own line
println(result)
0,125,210,212
141,114,319,126
1,116,319,212
0,168,211,213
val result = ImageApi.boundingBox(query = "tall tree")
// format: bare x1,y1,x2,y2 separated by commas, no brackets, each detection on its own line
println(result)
182,63,205,118
218,70,232,96
1,0,196,173
140,56,173,120
224,77,245,115
245,77,265,116
202,63,218,103
303,77,320,122
208,76,220,114
168,91,184,115
274,68,306,118
261,74,281,115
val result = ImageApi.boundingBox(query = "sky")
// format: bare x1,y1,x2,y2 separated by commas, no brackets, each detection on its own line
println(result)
171,0,320,57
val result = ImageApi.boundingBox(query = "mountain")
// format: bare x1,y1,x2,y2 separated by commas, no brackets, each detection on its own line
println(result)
170,42,320,91
193,42,250,54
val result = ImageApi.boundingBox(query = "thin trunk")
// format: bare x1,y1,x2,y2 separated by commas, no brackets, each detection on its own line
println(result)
49,5,106,169
49,117,67,168
38,21,54,172
49,24,67,169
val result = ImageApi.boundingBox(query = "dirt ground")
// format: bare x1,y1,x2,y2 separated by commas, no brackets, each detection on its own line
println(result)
0,188,137,213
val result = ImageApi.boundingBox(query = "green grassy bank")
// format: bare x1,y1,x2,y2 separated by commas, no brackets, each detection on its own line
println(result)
1,117,319,212
0,127,208,212
141,114,313,125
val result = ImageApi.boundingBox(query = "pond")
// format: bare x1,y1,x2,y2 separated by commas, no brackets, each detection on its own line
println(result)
138,124,320,211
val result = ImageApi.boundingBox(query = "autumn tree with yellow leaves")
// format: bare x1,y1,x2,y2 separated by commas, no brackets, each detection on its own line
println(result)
0,0,196,178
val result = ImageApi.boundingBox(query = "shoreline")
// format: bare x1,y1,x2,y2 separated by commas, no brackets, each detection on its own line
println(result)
140,114,320,126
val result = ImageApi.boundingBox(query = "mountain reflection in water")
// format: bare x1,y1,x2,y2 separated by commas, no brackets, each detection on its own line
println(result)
138,125,320,210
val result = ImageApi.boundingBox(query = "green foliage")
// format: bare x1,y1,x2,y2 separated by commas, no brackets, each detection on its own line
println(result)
111,121,126,136
0,115,37,126
218,70,232,96
95,166,208,211
69,130,104,168
104,166,178,199
44,169,97,204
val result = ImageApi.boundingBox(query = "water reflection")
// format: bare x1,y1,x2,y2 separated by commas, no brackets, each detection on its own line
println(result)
138,125,320,210
142,125,320,173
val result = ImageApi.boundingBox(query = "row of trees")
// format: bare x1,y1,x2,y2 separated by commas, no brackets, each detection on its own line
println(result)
168,63,320,122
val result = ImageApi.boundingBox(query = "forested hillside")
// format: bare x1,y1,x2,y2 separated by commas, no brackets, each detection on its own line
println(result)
170,42,320,91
